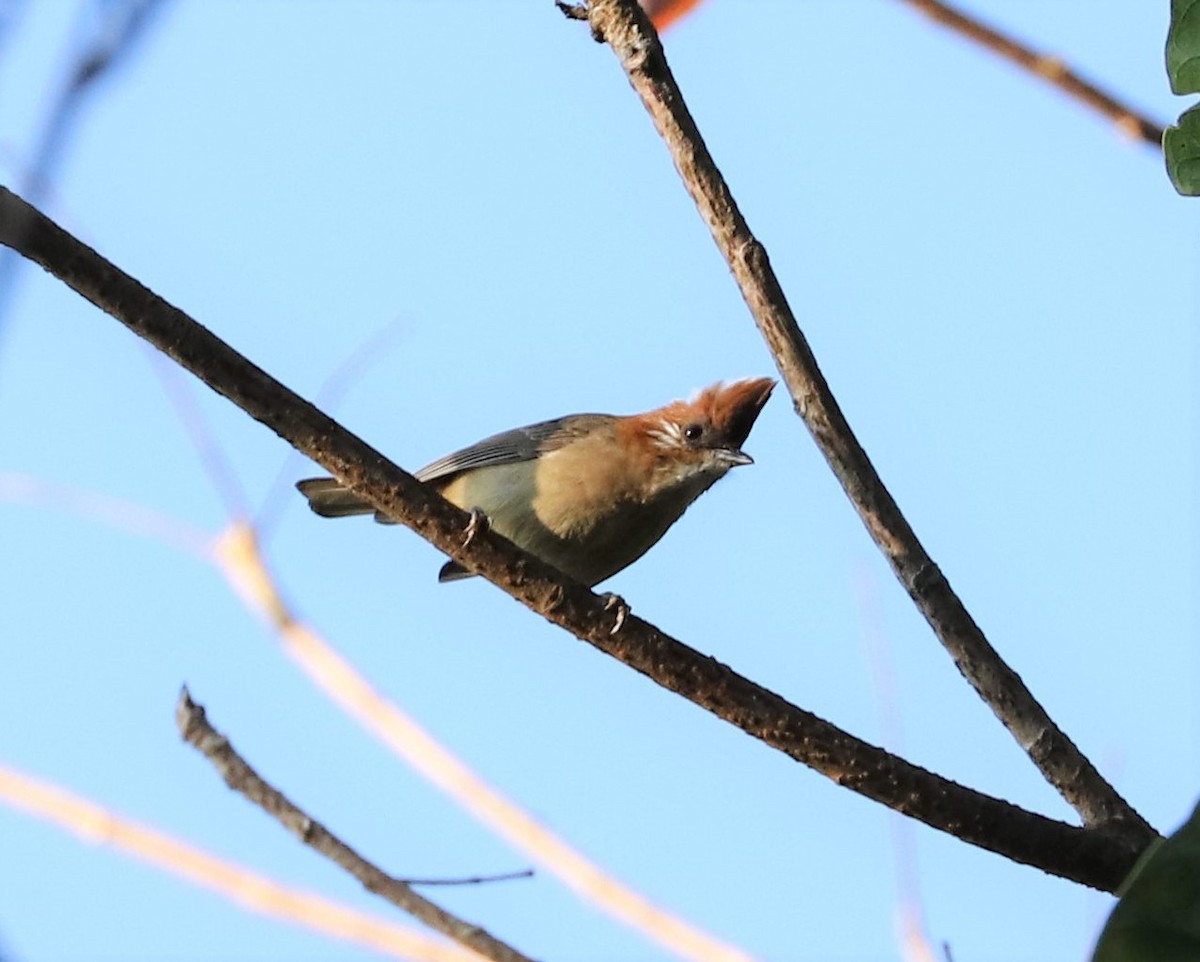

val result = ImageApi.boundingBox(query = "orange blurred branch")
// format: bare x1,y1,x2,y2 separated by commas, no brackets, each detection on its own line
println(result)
0,764,488,962
0,468,757,961
640,0,702,32
215,522,759,962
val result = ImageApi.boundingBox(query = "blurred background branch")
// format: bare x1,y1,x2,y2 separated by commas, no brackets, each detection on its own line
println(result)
0,0,170,356
0,763,486,961
895,0,1164,146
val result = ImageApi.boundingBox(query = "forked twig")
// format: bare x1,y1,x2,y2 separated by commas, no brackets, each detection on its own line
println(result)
176,689,538,962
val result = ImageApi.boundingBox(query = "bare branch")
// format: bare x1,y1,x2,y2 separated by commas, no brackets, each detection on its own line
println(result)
393,871,534,887
255,316,410,538
896,0,1164,148
5,472,746,960
567,0,1153,843
0,762,490,961
0,185,1151,889
148,353,253,520
175,689,539,962
214,522,759,962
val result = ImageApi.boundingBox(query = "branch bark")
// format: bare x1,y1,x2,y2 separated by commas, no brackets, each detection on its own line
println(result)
176,688,538,962
0,185,1153,890
567,0,1153,846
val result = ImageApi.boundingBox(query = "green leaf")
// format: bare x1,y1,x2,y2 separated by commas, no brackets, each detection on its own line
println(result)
1165,104,1200,195
1168,0,1200,93
1093,800,1200,961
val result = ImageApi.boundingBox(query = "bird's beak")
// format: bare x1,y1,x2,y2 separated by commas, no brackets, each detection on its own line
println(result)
720,448,754,467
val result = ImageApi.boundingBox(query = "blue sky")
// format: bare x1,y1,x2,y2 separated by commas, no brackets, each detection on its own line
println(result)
0,2,1193,960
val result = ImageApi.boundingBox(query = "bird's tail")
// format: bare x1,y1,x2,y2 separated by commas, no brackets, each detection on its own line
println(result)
296,477,397,522
299,477,474,580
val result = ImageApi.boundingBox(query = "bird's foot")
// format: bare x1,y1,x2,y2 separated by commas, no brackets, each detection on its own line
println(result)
463,508,490,548
600,592,629,635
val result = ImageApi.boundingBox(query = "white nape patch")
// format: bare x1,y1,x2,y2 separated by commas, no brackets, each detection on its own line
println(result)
645,418,684,451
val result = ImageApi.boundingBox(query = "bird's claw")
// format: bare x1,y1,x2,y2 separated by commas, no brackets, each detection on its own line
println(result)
600,592,629,634
463,508,490,548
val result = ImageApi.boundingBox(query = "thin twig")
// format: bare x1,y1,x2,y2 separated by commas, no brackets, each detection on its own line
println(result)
175,688,538,962
0,0,170,342
255,316,410,539
400,871,534,887
6,474,717,956
856,567,937,962
567,0,1152,844
0,762,490,961
213,522,758,962
0,185,1155,891
147,350,253,521
896,0,1164,148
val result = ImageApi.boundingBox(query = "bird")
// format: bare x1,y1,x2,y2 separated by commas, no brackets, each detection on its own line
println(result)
296,377,774,587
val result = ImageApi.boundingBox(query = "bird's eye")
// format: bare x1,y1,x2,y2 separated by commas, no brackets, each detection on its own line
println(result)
683,423,704,442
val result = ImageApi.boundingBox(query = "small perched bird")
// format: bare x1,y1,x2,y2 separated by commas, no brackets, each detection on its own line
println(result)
297,377,774,587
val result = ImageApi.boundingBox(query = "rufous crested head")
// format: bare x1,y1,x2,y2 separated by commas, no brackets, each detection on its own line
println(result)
626,377,775,471
693,377,776,448
654,377,774,443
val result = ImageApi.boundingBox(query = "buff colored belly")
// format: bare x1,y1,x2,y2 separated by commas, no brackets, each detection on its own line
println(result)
437,459,717,586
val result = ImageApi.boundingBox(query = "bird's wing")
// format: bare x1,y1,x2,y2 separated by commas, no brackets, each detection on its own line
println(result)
415,414,615,484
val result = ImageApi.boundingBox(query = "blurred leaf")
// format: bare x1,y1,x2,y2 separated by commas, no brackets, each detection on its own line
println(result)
639,0,703,31
1168,0,1200,94
1092,799,1200,961
1165,104,1200,194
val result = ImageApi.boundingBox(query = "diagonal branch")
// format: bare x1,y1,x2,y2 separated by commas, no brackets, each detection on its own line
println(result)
0,185,1150,890
0,761,491,961
175,688,538,962
896,0,1164,148
565,0,1152,843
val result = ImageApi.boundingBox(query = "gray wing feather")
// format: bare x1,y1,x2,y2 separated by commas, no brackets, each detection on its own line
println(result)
297,413,615,532
414,414,614,484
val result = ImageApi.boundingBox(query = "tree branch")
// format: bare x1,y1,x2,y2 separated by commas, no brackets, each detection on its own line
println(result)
176,688,538,962
896,0,1164,148
0,186,1148,890
567,0,1154,844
